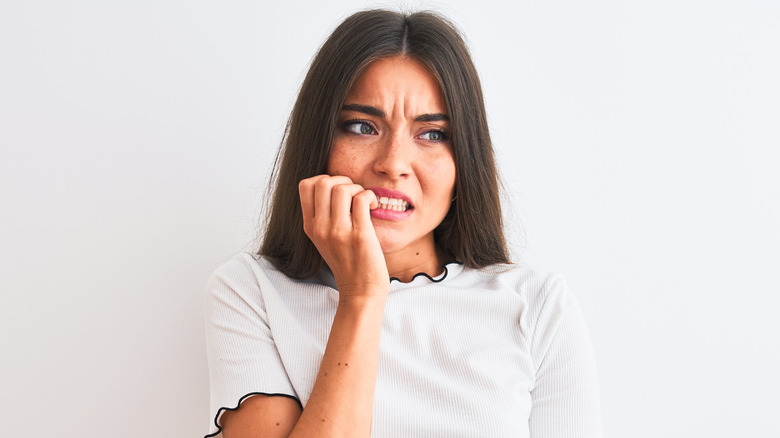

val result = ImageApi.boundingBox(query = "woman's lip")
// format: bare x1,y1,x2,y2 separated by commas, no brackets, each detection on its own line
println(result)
366,187,414,207
370,207,413,221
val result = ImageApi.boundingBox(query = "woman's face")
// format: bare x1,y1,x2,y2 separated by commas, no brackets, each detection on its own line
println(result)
327,56,456,256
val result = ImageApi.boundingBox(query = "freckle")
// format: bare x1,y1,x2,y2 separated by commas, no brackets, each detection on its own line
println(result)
324,372,328,376
337,362,340,366
416,252,420,255
276,423,280,426
345,363,349,367
322,419,326,423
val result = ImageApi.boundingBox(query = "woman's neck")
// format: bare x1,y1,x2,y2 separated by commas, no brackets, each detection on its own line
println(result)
383,243,450,283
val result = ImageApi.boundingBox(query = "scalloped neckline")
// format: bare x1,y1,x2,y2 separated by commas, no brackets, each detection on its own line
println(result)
389,260,463,285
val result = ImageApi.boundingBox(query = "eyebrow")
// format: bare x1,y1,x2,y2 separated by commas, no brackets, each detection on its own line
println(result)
341,104,449,122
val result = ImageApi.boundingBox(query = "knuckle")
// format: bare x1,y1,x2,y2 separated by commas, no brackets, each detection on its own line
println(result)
299,178,314,193
314,177,332,192
353,191,372,205
330,228,349,243
332,184,350,196
312,223,330,238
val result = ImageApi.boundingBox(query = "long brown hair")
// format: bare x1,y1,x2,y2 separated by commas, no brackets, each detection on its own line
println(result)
260,9,509,279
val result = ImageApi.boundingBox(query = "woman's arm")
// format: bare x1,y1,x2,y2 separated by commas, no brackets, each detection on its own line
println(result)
290,294,386,436
529,279,603,438
220,175,387,438
220,296,385,438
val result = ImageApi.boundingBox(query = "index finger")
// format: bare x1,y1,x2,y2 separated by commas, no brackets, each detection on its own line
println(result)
299,175,354,219
299,175,330,221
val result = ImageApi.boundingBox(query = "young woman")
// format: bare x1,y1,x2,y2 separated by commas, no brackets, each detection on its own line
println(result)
205,9,602,438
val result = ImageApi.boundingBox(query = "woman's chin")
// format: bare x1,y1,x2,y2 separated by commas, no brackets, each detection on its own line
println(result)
377,238,407,255
374,229,408,254
374,228,433,256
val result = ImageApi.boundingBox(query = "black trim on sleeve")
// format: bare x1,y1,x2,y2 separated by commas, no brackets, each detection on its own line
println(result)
205,392,303,438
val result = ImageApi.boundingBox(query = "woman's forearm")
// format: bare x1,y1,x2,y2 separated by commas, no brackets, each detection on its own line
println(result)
288,294,386,438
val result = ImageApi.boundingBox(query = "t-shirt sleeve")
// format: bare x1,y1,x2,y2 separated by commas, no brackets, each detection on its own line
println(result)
528,275,604,438
203,254,300,437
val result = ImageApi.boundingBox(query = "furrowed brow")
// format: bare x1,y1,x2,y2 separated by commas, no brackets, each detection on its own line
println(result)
341,104,385,118
414,113,450,122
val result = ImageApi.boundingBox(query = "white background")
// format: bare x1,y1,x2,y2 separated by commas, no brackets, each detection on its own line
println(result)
1,0,778,437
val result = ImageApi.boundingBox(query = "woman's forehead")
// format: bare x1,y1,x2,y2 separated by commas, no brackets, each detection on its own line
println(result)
344,57,447,118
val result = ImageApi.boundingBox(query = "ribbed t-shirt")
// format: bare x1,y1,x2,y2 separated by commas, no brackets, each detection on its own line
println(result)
204,253,603,437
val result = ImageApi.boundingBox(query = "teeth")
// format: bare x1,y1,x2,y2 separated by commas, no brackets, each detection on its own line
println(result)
374,195,410,211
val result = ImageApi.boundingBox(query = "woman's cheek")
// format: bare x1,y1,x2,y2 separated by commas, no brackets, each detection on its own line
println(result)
327,140,365,177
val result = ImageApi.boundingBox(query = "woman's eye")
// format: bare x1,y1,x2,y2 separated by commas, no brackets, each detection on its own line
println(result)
345,121,376,135
418,130,448,142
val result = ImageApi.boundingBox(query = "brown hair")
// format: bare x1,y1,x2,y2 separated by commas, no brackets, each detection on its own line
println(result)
259,9,509,279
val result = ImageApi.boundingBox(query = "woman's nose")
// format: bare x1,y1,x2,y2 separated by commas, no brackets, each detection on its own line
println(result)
372,133,411,179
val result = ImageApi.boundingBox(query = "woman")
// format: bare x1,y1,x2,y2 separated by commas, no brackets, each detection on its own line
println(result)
205,9,602,438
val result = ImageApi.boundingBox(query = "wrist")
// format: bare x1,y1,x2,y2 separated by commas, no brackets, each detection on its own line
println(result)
337,292,388,311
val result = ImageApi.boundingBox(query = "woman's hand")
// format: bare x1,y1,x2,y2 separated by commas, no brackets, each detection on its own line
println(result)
299,175,389,298
292,175,387,437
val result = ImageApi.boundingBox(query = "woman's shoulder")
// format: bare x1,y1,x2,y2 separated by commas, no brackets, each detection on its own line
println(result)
461,260,566,288
461,261,576,309
208,251,261,277
206,252,271,288
467,263,583,352
204,253,264,304
205,252,334,299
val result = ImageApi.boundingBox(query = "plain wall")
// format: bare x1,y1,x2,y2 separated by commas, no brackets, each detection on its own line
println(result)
1,0,778,436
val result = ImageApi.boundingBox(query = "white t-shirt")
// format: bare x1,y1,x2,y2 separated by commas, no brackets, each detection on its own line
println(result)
204,253,603,437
